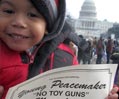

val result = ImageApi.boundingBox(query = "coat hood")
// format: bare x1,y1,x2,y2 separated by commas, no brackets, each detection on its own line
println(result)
30,0,66,42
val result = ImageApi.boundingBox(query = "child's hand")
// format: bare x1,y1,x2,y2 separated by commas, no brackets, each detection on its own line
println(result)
105,87,118,99
0,86,4,98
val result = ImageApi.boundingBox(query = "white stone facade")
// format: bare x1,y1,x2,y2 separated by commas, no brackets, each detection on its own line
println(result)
75,0,114,38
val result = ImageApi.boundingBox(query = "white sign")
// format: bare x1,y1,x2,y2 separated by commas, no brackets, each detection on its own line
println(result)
6,64,118,99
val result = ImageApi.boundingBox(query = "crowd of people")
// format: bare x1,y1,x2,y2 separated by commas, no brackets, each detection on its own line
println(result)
72,36,119,65
0,0,119,99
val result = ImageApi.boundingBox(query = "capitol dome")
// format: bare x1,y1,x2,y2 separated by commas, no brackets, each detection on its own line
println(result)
79,0,97,19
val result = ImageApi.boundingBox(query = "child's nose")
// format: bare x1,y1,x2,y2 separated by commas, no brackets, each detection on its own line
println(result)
11,15,27,29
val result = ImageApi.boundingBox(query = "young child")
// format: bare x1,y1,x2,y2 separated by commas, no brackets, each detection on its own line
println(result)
0,0,118,99
0,0,78,98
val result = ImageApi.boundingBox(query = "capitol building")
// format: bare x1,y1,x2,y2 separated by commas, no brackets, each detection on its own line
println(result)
70,0,114,38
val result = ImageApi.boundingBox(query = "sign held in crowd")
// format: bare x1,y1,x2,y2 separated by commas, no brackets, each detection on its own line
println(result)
6,64,118,99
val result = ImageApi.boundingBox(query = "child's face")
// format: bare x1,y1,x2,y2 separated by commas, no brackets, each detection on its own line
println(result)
0,0,47,51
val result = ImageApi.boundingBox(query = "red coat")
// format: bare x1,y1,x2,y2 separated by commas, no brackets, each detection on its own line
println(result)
0,41,29,99
0,41,78,99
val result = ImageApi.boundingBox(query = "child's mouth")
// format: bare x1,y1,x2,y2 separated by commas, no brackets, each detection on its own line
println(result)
7,33,29,39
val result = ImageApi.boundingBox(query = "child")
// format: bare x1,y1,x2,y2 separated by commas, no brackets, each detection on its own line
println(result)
0,0,118,99
0,0,78,98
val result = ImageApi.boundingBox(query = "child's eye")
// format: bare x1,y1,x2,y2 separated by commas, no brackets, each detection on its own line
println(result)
27,12,38,18
3,9,14,14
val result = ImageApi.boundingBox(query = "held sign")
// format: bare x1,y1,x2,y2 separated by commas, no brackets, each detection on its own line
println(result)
6,64,118,99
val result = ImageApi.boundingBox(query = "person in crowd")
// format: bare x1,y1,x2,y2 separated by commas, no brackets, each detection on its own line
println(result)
96,37,105,64
106,36,113,64
112,40,119,54
0,0,118,99
63,22,90,63
92,37,97,56
77,35,85,63
63,21,89,59
82,40,92,64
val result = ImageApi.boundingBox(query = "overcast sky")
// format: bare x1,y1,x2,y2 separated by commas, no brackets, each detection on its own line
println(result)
66,0,119,23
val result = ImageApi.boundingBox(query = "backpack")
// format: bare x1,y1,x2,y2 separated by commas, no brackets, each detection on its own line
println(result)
28,43,78,79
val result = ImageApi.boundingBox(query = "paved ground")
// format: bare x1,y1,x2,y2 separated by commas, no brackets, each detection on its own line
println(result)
90,55,108,64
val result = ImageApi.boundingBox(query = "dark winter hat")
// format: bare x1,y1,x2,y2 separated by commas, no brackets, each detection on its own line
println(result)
30,0,64,33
